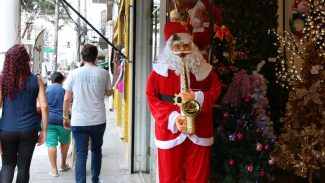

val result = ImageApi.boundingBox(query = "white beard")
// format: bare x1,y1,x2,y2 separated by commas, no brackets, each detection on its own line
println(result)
155,43,206,76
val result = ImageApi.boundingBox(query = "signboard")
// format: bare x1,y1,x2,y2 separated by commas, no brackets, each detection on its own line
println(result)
33,29,45,76
43,47,55,53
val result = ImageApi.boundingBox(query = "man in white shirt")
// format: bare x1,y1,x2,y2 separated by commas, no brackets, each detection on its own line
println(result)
63,44,113,183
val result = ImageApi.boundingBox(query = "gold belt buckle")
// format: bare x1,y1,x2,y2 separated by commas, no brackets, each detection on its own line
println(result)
173,94,182,106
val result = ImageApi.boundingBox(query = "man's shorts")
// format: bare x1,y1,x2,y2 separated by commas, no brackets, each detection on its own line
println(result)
46,125,71,147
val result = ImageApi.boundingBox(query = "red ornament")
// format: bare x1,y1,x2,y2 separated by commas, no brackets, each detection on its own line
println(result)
228,159,235,167
223,112,229,120
236,133,244,140
260,169,266,177
243,97,251,103
246,164,254,173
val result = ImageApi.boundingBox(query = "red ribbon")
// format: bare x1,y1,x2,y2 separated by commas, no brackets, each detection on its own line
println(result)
213,25,232,42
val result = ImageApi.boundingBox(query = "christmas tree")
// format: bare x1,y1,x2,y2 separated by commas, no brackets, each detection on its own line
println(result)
272,1,325,182
209,13,276,181
212,66,276,183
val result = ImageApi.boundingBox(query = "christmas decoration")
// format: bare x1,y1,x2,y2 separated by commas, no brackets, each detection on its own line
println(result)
268,157,276,166
260,169,266,177
209,1,283,182
273,1,325,182
236,132,244,140
251,61,276,139
264,144,271,152
223,111,230,120
271,0,324,89
212,0,285,137
147,21,222,183
214,25,232,42
212,67,275,183
256,143,263,152
236,118,244,126
246,164,254,173
228,159,235,167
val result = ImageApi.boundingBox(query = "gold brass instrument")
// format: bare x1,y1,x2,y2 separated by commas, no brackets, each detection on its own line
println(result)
179,58,201,134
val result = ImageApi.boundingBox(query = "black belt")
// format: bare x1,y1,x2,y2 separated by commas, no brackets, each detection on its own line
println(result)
158,94,182,103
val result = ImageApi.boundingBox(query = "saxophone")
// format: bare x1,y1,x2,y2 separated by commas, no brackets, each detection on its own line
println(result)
180,58,201,134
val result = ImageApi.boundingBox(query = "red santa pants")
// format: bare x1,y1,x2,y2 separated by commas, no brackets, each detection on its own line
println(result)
157,138,211,183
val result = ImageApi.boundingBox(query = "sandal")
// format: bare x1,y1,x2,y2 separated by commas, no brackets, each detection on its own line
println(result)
59,164,71,172
48,172,59,177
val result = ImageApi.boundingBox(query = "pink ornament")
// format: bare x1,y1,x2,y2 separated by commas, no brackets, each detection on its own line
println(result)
223,112,229,120
268,157,276,165
236,133,244,140
256,143,263,152
246,164,254,173
260,169,266,177
264,144,271,152
228,159,235,167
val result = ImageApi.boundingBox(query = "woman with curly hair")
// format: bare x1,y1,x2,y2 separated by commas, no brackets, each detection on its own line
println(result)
0,44,48,183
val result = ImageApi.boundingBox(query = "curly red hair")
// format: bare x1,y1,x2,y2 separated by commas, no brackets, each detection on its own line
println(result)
0,44,31,99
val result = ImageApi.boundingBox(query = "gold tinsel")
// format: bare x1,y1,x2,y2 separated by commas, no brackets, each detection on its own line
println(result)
273,1,325,182
274,45,325,182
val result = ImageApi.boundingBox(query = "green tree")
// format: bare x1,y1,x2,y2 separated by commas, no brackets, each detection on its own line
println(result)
21,0,74,39
212,0,287,134
211,68,275,183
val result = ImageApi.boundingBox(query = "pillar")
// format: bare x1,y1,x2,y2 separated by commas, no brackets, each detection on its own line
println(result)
0,0,21,70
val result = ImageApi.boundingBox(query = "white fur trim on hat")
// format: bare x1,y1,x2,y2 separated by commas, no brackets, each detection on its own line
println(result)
166,33,192,46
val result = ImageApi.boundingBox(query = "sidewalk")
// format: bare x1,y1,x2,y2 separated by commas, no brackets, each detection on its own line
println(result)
0,99,143,183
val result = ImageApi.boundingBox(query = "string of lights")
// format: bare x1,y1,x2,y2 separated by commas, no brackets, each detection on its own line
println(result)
270,0,324,89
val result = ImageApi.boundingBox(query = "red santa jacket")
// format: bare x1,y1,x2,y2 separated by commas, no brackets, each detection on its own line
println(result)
146,63,222,149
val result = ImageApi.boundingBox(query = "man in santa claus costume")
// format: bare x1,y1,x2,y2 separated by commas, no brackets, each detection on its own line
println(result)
176,0,224,59
146,22,222,183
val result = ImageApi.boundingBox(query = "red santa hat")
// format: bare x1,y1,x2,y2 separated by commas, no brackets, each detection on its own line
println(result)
164,21,190,41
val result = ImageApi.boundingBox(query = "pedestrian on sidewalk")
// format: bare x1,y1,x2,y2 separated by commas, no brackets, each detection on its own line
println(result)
45,71,71,177
62,44,113,183
0,44,48,183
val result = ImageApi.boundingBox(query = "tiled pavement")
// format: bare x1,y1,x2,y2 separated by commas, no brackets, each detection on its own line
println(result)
0,99,144,183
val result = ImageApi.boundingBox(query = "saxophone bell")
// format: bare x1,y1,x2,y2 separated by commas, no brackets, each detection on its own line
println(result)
182,100,201,134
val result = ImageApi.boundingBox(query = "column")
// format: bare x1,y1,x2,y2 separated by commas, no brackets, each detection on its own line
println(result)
0,0,21,70
131,0,152,172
